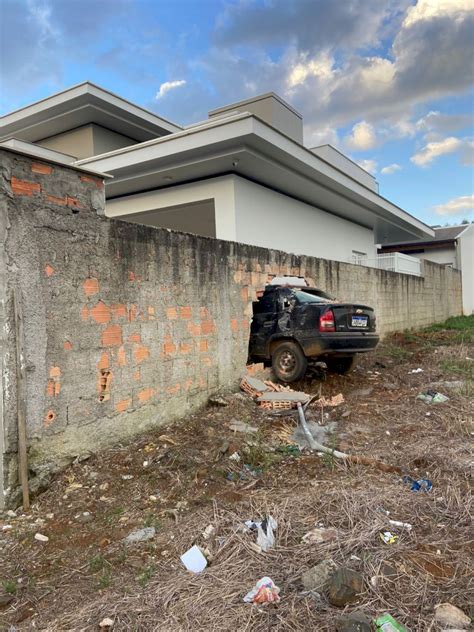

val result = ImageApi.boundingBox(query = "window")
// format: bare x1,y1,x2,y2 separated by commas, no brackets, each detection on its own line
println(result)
352,250,367,265
294,290,331,304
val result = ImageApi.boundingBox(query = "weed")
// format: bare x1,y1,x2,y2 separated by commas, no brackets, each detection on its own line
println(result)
89,554,107,573
386,345,411,361
98,570,112,589
143,513,161,529
137,564,155,587
2,580,17,594
105,506,125,525
321,435,338,470
425,314,474,332
441,359,473,380
241,432,275,470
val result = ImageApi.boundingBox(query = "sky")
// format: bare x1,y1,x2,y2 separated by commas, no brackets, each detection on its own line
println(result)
1,0,473,227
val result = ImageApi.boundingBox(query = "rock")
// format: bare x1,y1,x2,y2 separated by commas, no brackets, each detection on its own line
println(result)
341,410,351,418
229,421,258,434
434,603,470,629
34,533,49,542
353,387,373,397
301,559,337,592
6,510,16,518
217,440,230,455
328,568,364,607
124,527,156,545
99,617,114,627
336,611,372,632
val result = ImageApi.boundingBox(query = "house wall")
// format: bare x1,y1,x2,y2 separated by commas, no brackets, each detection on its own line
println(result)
416,246,457,268
38,124,137,160
0,148,462,508
458,226,474,314
233,176,376,264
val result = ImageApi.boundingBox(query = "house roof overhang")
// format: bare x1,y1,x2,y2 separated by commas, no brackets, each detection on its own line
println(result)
0,82,182,144
76,113,434,243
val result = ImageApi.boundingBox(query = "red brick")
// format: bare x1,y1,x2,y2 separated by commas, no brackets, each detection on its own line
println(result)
180,342,193,355
44,410,56,427
198,339,208,353
115,398,132,412
111,303,127,320
128,304,137,322
83,278,99,296
80,174,104,189
201,320,215,335
128,332,141,343
11,177,40,196
63,341,73,351
81,306,90,321
91,301,111,324
45,194,67,206
44,263,55,277
231,319,239,333
66,196,82,210
49,366,61,378
166,307,178,320
134,344,150,364
102,324,122,347
32,162,52,175
187,322,201,336
166,383,180,395
128,271,135,281
138,387,155,403
97,352,110,370
180,306,192,319
147,306,155,320
240,286,249,302
117,345,127,367
163,336,177,356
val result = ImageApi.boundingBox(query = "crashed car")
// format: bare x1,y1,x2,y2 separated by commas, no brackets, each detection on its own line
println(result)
248,279,379,382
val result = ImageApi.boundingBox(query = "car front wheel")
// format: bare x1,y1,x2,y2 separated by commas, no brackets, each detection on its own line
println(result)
272,341,308,383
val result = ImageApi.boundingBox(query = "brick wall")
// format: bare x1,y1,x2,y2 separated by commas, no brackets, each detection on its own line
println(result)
0,149,462,507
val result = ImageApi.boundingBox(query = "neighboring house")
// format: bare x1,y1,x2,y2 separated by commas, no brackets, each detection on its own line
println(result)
1,82,433,265
379,224,474,314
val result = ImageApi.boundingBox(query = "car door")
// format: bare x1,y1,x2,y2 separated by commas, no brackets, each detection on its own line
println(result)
249,291,277,358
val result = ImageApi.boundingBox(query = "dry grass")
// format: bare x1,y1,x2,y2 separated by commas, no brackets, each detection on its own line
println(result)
1,323,473,631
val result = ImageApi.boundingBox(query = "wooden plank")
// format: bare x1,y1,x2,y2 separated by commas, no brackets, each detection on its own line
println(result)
13,288,29,511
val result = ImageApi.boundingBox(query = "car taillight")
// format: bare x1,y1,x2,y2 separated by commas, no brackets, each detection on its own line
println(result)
319,309,335,332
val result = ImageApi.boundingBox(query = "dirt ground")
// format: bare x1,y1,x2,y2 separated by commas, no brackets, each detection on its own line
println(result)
1,319,473,631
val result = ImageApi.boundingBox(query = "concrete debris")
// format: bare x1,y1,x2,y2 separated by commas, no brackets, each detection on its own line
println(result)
243,576,280,604
313,393,345,407
208,396,228,407
434,603,471,629
328,568,364,607
240,376,271,398
34,533,49,542
229,421,258,434
99,618,114,628
301,558,337,592
124,527,156,545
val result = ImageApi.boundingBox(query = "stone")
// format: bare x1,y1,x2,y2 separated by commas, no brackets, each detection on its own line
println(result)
99,617,114,627
301,559,337,592
434,603,470,629
328,568,364,607
301,527,338,544
34,533,49,542
336,611,372,632
209,396,228,407
124,527,156,545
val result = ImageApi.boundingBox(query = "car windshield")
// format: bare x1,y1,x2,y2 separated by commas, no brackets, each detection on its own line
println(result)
294,291,331,304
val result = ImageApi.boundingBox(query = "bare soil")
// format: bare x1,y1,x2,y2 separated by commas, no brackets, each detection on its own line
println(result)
1,326,473,631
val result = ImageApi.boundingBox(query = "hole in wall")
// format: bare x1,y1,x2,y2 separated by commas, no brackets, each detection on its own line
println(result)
98,369,112,402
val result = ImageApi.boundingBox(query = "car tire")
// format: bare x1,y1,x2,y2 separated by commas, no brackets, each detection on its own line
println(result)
325,355,356,374
272,341,308,383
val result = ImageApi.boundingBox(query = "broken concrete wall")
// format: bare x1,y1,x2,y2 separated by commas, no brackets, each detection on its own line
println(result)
0,148,462,507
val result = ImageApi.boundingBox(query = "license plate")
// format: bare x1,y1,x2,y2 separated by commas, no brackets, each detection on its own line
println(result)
351,315,368,327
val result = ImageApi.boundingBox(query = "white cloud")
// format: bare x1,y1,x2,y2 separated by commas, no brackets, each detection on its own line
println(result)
403,0,473,28
416,110,474,133
155,80,186,100
410,136,462,166
433,194,474,216
357,159,378,175
381,163,402,175
345,121,377,151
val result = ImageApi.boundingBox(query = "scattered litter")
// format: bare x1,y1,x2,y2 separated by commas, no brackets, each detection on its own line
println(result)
99,618,114,628
2,525,12,531
380,530,398,545
243,576,280,604
229,451,241,463
388,519,412,531
403,476,433,492
374,613,408,631
34,533,49,542
121,474,134,480
244,516,277,552
417,390,449,404
124,527,155,545
409,368,423,374
157,434,178,446
180,545,208,573
202,524,215,540
302,526,338,544
434,603,471,629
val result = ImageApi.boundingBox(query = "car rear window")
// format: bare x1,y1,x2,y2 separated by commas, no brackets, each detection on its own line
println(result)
294,291,331,304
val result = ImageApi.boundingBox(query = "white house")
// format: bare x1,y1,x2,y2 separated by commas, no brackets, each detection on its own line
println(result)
379,224,474,315
1,82,433,264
